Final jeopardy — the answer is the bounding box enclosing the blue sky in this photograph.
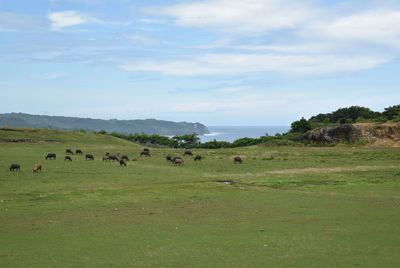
[0,0,399,126]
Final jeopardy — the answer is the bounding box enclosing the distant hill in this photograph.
[0,113,209,135]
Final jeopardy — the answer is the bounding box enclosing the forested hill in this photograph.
[0,113,209,135]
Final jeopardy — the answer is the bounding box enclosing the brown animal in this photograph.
[173,158,184,166]
[102,156,109,161]
[33,164,42,172]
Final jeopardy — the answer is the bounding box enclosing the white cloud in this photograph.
[155,0,311,35]
[306,9,400,48]
[126,33,159,46]
[48,10,89,31]
[121,53,389,76]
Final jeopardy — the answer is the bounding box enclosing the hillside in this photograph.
[292,123,400,146]
[0,127,138,146]
[0,113,209,135]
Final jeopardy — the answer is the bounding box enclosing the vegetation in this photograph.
[107,131,303,149]
[289,104,400,133]
[1,128,400,267]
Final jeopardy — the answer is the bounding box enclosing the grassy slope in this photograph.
[1,128,400,267]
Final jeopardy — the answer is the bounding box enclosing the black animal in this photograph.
[85,154,94,160]
[64,156,72,161]
[119,159,127,166]
[140,151,150,157]
[45,153,56,160]
[143,148,150,153]
[108,155,119,161]
[184,150,193,156]
[9,163,20,172]
[66,149,74,155]
[234,156,243,163]
[75,149,83,155]
[121,155,129,161]
[194,155,202,161]
[166,155,173,162]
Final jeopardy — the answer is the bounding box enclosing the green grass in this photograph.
[1,128,400,267]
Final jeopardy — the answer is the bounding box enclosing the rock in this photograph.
[291,123,400,145]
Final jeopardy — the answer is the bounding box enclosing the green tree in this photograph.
[382,105,400,120]
[290,117,312,133]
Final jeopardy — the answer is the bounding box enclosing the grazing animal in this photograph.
[121,155,129,161]
[85,154,94,160]
[66,149,74,155]
[166,155,173,162]
[172,156,182,162]
[131,157,138,161]
[173,158,184,166]
[194,155,202,161]
[234,156,243,163]
[45,153,56,160]
[9,163,20,172]
[108,155,119,161]
[143,148,150,152]
[64,156,72,161]
[140,151,150,157]
[184,150,193,156]
[102,156,109,162]
[75,149,83,155]
[33,164,42,173]
[119,159,127,166]
[105,152,110,157]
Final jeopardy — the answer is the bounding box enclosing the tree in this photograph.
[172,133,200,148]
[382,105,400,120]
[290,117,312,133]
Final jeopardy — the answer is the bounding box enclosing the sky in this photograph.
[0,0,399,126]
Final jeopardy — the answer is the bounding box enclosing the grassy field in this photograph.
[1,128,400,267]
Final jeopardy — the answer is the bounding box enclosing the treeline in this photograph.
[290,105,400,133]
[104,104,400,148]
[105,131,302,149]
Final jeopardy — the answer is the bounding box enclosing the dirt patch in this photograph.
[203,165,399,178]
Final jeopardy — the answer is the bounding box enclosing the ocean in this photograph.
[199,126,290,143]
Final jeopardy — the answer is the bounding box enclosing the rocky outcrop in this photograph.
[292,123,400,145]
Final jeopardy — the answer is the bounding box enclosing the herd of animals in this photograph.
[8,148,244,172]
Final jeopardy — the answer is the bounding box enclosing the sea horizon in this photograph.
[199,125,290,143]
